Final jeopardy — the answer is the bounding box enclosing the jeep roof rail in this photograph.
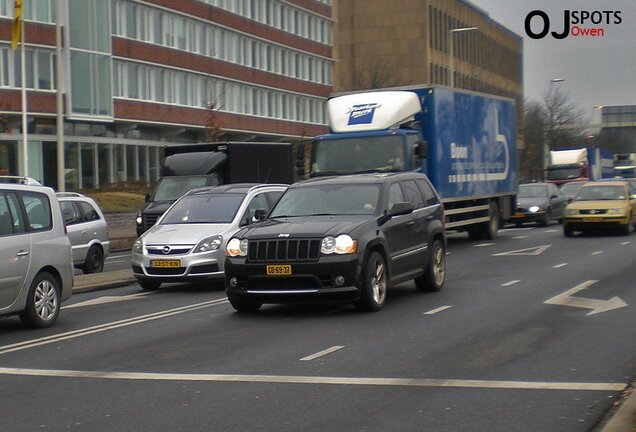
[0,176,42,185]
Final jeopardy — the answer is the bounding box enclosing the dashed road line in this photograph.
[0,367,625,392]
[512,236,528,239]
[474,243,494,247]
[591,251,604,256]
[553,263,568,268]
[545,229,559,233]
[501,280,520,287]
[423,305,452,315]
[106,254,131,261]
[620,241,631,245]
[300,346,345,361]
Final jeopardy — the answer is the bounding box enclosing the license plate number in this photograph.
[583,217,603,223]
[151,259,181,268]
[266,265,292,276]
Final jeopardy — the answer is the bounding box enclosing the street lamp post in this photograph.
[449,27,477,88]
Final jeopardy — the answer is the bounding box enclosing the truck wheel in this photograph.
[228,297,262,313]
[82,245,104,274]
[354,251,387,312]
[415,238,445,292]
[137,278,161,291]
[481,201,499,240]
[19,272,61,328]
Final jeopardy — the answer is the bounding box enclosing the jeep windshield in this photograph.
[311,136,405,175]
[270,184,381,217]
[161,193,245,224]
[151,176,209,202]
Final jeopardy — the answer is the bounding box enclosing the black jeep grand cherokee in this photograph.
[224,173,446,312]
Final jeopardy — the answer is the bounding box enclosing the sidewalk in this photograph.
[599,384,635,432]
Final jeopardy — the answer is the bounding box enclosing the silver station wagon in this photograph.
[131,183,287,290]
[0,180,73,328]
[57,192,110,273]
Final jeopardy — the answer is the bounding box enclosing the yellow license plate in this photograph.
[151,259,181,268]
[266,265,292,276]
[583,217,603,223]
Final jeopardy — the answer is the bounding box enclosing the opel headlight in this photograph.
[608,208,626,215]
[226,238,248,257]
[529,206,541,213]
[322,235,357,255]
[132,238,143,254]
[194,235,222,253]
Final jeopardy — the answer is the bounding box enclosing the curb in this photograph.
[73,270,137,294]
[600,384,635,432]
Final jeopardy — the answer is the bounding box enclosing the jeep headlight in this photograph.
[132,238,143,254]
[194,235,222,253]
[608,208,626,215]
[226,238,248,257]
[321,235,357,255]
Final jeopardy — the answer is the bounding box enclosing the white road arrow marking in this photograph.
[63,292,153,309]
[492,244,552,256]
[544,280,628,316]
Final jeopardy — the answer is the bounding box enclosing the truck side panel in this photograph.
[412,87,517,200]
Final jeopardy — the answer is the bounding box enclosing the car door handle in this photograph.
[425,215,434,221]
[405,221,415,227]
[81,230,87,235]
[16,250,30,257]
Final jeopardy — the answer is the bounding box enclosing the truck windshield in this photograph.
[270,184,381,217]
[151,176,209,201]
[311,136,405,175]
[161,193,246,224]
[545,167,582,180]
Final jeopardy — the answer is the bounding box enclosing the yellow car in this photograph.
[563,181,636,236]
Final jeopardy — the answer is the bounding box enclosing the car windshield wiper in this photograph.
[308,213,336,216]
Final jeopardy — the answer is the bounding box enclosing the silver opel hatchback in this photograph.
[0,180,73,328]
[131,183,287,290]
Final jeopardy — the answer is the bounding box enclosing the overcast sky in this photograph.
[469,0,636,122]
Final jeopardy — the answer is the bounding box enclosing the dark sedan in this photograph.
[511,182,568,226]
[224,173,446,312]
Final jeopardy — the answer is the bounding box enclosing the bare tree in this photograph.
[205,80,225,142]
[351,58,400,90]
[521,101,546,182]
[543,85,588,150]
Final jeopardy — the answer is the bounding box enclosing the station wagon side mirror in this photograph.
[551,194,558,199]
[379,202,414,225]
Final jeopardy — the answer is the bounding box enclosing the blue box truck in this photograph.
[308,85,518,239]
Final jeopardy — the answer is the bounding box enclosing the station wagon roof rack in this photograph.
[55,192,84,198]
[0,176,42,185]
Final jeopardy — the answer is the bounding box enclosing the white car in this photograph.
[131,183,287,290]
[57,192,110,273]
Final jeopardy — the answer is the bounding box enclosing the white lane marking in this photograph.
[512,236,528,239]
[106,254,131,261]
[500,227,534,232]
[544,280,628,316]
[591,251,604,256]
[545,229,559,233]
[104,259,129,265]
[423,305,452,315]
[493,244,552,257]
[0,367,625,392]
[474,243,494,247]
[0,298,229,355]
[553,263,568,268]
[300,346,345,361]
[501,280,520,287]
[63,292,153,309]
[620,241,631,245]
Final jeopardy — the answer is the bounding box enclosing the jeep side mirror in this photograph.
[253,208,268,222]
[379,202,414,225]
[145,194,150,202]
